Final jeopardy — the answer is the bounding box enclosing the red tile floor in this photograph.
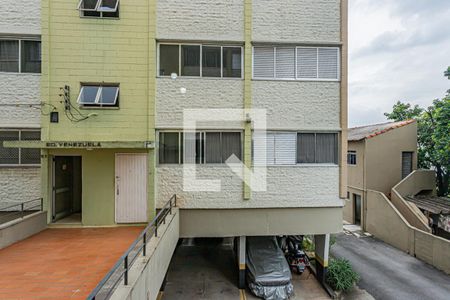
[0,227,143,300]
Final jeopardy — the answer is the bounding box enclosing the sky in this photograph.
[348,0,450,127]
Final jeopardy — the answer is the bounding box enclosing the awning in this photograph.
[3,140,155,149]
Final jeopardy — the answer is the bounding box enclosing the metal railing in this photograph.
[86,194,177,300]
[0,198,43,224]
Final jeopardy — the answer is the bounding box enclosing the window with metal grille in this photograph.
[78,0,119,18]
[0,39,41,73]
[347,151,357,165]
[159,131,242,164]
[253,46,339,80]
[0,130,40,166]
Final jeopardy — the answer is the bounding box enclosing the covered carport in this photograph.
[161,238,330,300]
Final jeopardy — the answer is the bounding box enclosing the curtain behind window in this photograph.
[0,40,19,72]
[21,41,41,73]
[205,132,221,163]
[297,133,316,163]
[222,132,241,163]
[316,133,338,163]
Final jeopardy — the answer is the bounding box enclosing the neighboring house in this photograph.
[3,0,348,285]
[344,120,418,226]
[0,0,41,209]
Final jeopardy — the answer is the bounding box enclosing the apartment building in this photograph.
[0,0,42,208]
[4,0,347,284]
[345,120,418,226]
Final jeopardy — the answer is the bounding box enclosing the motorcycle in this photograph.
[279,235,310,274]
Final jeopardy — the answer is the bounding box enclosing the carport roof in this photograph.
[405,195,450,215]
[348,120,416,141]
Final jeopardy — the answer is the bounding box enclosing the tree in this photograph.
[385,97,450,197]
[384,101,423,122]
[445,66,450,79]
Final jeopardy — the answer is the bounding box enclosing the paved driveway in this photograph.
[0,227,142,300]
[331,233,450,300]
[163,238,329,300]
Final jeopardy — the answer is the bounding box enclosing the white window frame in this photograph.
[0,38,41,74]
[78,0,120,18]
[0,128,41,167]
[157,43,244,79]
[347,150,357,165]
[252,131,340,166]
[157,130,244,165]
[252,46,340,81]
[77,84,120,107]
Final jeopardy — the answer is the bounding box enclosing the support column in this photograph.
[243,0,252,200]
[314,234,330,285]
[237,236,246,289]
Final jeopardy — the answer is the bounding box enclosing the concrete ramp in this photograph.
[110,207,180,300]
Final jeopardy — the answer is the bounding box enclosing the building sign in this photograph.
[45,142,102,148]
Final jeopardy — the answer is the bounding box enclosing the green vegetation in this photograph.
[384,70,450,197]
[326,258,360,292]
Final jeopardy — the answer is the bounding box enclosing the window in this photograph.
[254,132,296,165]
[158,44,243,78]
[159,131,242,164]
[181,45,200,76]
[78,0,119,18]
[254,132,338,165]
[0,39,41,73]
[159,45,179,76]
[159,132,182,164]
[297,133,338,164]
[77,84,119,107]
[0,130,40,166]
[347,151,356,165]
[401,152,413,179]
[253,46,339,80]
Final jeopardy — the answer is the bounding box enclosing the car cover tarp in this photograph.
[246,236,294,300]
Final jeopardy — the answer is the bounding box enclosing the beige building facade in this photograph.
[344,120,418,226]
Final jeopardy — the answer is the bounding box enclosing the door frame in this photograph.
[353,194,362,225]
[51,155,82,222]
[114,153,148,224]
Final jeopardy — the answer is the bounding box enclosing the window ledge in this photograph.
[252,78,340,82]
[78,106,120,110]
[0,71,41,76]
[157,76,244,81]
[0,164,41,168]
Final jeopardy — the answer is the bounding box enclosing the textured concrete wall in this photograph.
[0,0,41,210]
[0,212,47,249]
[156,165,341,208]
[157,0,244,41]
[0,168,40,208]
[0,0,40,35]
[252,81,340,130]
[110,209,179,300]
[252,0,341,43]
[180,207,343,237]
[156,78,244,128]
[0,73,41,128]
